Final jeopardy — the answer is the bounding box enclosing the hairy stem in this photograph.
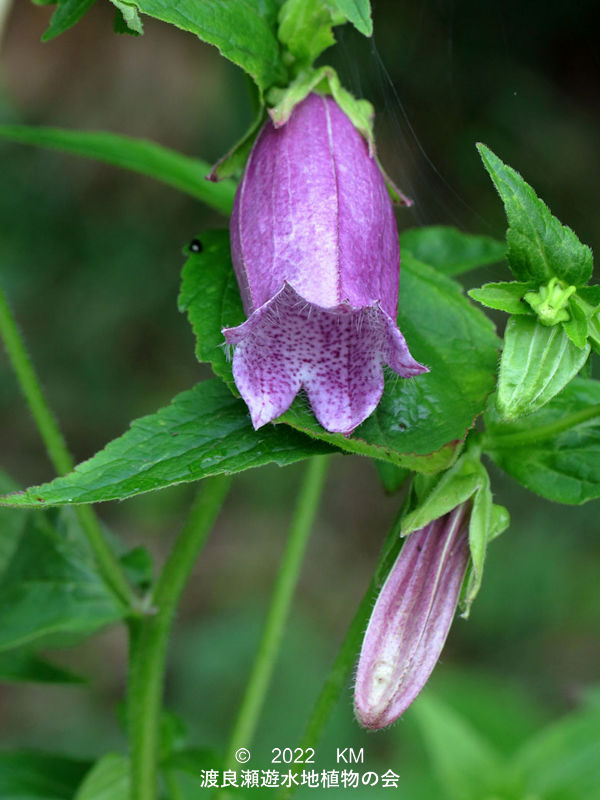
[128,475,231,800]
[0,284,133,606]
[222,456,331,774]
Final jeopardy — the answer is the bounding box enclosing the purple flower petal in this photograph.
[224,284,423,434]
[354,506,470,728]
[227,92,427,433]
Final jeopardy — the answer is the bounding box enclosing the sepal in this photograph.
[267,66,375,154]
[402,448,508,613]
[468,281,536,315]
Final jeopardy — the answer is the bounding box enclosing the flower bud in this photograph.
[224,93,426,435]
[354,506,470,729]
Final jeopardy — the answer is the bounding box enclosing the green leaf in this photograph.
[0,126,236,215]
[109,0,143,34]
[178,231,245,390]
[74,754,129,800]
[563,294,590,349]
[590,314,600,356]
[0,472,29,575]
[401,454,483,536]
[331,0,372,36]
[399,226,506,277]
[512,695,600,799]
[485,378,600,505]
[577,285,600,309]
[477,144,594,286]
[180,234,499,473]
[411,694,505,800]
[1,381,335,507]
[41,0,96,42]
[0,509,127,650]
[0,650,85,684]
[119,546,153,593]
[113,6,138,35]
[278,0,341,68]
[401,453,508,613]
[497,315,590,420]
[122,0,286,91]
[468,281,536,315]
[0,751,90,799]
[464,468,498,615]
[179,231,499,472]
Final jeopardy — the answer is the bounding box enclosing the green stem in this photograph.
[275,510,404,800]
[128,475,231,800]
[222,456,331,773]
[0,284,133,606]
[484,403,600,450]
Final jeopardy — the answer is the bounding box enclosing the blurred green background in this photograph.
[1,1,600,797]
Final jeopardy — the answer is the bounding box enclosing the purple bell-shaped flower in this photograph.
[224,93,427,435]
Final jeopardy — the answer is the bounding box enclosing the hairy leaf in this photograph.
[412,695,504,800]
[41,0,96,42]
[178,232,244,389]
[0,510,126,649]
[0,125,236,215]
[1,381,335,507]
[478,144,593,286]
[110,0,143,33]
[0,751,90,799]
[74,754,129,800]
[497,316,590,420]
[468,281,536,315]
[512,692,600,799]
[122,0,286,91]
[278,0,340,67]
[0,650,85,684]
[400,226,506,277]
[0,473,28,574]
[486,378,600,504]
[331,0,372,36]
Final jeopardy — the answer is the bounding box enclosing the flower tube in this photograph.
[354,505,470,729]
[224,93,427,435]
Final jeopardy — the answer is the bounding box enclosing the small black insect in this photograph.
[189,238,203,253]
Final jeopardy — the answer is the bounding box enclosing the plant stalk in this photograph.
[128,475,231,800]
[222,455,331,775]
[0,284,133,606]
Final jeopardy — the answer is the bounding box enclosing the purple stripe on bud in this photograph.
[354,506,470,729]
[224,93,427,435]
